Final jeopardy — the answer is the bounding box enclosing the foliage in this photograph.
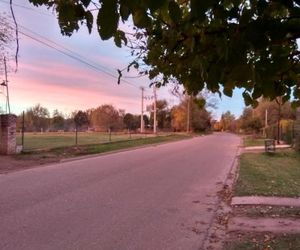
[23,104,50,132]
[51,109,65,131]
[147,99,171,130]
[123,113,139,130]
[255,98,296,126]
[240,110,263,133]
[171,95,211,132]
[88,104,123,131]
[73,110,89,130]
[28,0,300,105]
[220,111,236,132]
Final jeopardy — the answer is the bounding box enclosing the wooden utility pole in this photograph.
[140,87,144,133]
[263,109,268,137]
[186,95,191,133]
[153,86,157,134]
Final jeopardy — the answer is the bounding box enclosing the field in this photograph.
[17,132,162,151]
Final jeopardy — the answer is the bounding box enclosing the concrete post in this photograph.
[0,114,17,155]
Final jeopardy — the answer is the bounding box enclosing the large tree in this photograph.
[24,104,50,132]
[28,0,300,106]
[171,95,211,132]
[89,104,123,131]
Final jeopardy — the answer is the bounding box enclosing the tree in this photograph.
[74,110,89,131]
[28,0,300,106]
[220,111,235,132]
[24,104,50,132]
[51,109,65,131]
[89,104,122,131]
[147,99,171,130]
[240,107,263,134]
[171,95,211,132]
[123,113,139,130]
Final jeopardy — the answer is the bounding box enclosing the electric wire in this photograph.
[18,30,150,91]
[1,0,150,90]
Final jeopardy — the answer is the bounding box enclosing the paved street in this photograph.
[0,133,240,250]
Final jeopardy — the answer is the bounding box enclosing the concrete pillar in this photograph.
[0,114,17,155]
[295,108,300,151]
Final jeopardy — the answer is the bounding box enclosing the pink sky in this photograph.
[0,0,245,118]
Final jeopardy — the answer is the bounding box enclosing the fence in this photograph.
[265,120,295,144]
[16,131,159,152]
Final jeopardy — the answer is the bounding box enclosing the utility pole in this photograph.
[263,109,268,137]
[186,95,191,133]
[153,86,157,134]
[140,87,144,133]
[3,57,11,114]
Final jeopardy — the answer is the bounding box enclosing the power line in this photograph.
[18,30,148,90]
[19,24,117,76]
[1,0,151,91]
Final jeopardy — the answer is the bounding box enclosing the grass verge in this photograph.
[235,150,300,197]
[243,137,266,147]
[233,205,300,218]
[224,233,300,250]
[15,134,192,161]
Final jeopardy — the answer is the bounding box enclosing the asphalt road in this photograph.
[0,133,240,250]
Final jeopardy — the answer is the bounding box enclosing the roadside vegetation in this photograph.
[235,150,300,197]
[224,233,300,250]
[17,132,152,151]
[243,137,265,147]
[15,134,192,161]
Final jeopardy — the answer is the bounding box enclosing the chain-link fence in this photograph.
[265,119,295,144]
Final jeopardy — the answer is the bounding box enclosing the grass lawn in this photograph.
[16,134,192,161]
[225,233,300,250]
[235,150,300,197]
[243,137,266,147]
[17,132,162,151]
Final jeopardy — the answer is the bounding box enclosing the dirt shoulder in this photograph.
[0,155,59,174]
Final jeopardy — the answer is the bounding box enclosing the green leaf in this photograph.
[114,30,127,47]
[85,11,93,33]
[120,4,131,21]
[223,87,233,97]
[243,92,253,106]
[97,0,119,40]
[80,0,91,8]
[145,0,168,12]
[132,9,152,28]
[252,86,262,99]
[168,1,182,23]
[191,0,211,21]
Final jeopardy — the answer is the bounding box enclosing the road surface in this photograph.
[0,133,240,250]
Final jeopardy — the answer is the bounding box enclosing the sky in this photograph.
[0,0,245,119]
